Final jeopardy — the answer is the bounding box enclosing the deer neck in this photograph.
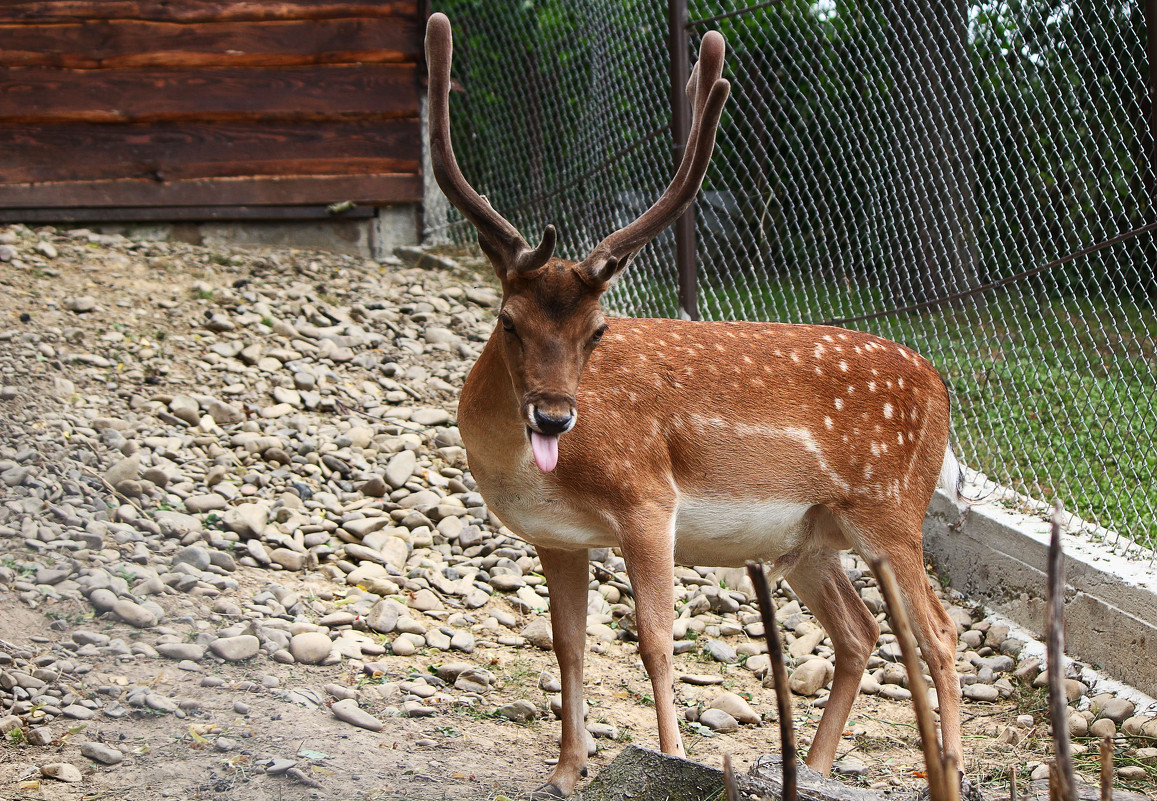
[458,328,531,474]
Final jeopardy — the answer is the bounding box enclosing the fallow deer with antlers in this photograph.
[426,13,964,798]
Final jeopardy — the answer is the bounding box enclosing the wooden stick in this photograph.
[942,753,961,801]
[747,561,797,801]
[1010,765,1018,801]
[1046,502,1077,801]
[869,556,946,800]
[723,752,739,801]
[1099,737,1113,801]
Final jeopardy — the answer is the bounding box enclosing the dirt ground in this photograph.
[0,227,1151,801]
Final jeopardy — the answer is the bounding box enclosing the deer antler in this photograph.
[577,31,730,286]
[425,13,556,277]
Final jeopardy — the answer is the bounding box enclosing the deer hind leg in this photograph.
[874,537,963,767]
[534,546,592,799]
[618,516,684,758]
[783,546,880,774]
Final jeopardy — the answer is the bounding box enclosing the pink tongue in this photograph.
[530,431,559,472]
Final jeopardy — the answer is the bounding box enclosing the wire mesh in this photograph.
[426,0,1157,552]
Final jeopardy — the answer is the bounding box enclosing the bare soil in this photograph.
[0,229,1146,801]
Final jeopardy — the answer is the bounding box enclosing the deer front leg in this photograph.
[619,520,684,757]
[533,546,591,800]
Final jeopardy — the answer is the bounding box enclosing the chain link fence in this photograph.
[426,0,1157,553]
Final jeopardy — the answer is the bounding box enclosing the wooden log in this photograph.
[0,17,421,69]
[0,64,419,124]
[0,174,423,208]
[0,120,419,184]
[0,2,419,23]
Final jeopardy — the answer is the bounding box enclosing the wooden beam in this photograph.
[0,120,420,184]
[0,64,419,124]
[0,204,378,223]
[0,17,422,69]
[0,174,423,208]
[0,2,420,23]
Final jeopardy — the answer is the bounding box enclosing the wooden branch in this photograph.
[1046,502,1077,801]
[1099,737,1112,801]
[723,753,739,801]
[869,556,947,800]
[747,561,797,801]
[1011,766,1019,801]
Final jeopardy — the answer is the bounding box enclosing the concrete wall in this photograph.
[92,205,419,260]
[923,490,1157,697]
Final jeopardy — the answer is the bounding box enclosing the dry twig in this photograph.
[746,561,797,801]
[1099,737,1113,801]
[722,752,739,801]
[870,556,948,800]
[1045,502,1077,801]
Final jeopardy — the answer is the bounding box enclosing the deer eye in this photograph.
[499,314,515,333]
[591,324,608,344]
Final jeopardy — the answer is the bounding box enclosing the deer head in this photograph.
[426,13,729,471]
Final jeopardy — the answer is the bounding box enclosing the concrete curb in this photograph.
[923,489,1157,698]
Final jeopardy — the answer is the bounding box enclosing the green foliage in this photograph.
[433,0,1157,543]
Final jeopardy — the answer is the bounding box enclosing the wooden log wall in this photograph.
[0,1,423,222]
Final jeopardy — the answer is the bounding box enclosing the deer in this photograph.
[425,12,965,799]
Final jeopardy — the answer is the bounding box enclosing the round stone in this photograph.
[41,763,83,782]
[289,632,333,665]
[698,708,739,733]
[708,692,761,724]
[80,742,124,765]
[331,698,384,731]
[209,635,260,662]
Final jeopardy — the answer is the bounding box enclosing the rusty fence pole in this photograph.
[668,0,698,320]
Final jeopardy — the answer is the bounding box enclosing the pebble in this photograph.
[789,658,834,696]
[498,700,538,723]
[112,599,158,628]
[521,617,554,650]
[709,692,761,724]
[210,635,260,662]
[80,741,124,764]
[698,708,739,733]
[0,234,1149,799]
[331,698,384,731]
[290,632,333,665]
[41,762,83,782]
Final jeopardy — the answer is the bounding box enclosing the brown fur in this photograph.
[458,260,963,796]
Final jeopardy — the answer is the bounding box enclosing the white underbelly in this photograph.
[674,497,812,567]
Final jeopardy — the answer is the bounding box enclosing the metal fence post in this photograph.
[668,0,698,320]
[1145,0,1157,206]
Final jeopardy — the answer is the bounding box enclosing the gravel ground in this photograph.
[0,223,1154,801]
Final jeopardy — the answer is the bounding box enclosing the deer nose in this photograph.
[533,407,574,436]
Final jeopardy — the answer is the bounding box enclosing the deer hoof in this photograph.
[527,782,567,800]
